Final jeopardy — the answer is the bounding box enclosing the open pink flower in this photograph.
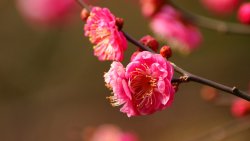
[105,51,175,117]
[16,0,75,28]
[104,61,137,117]
[84,7,127,61]
[150,5,202,53]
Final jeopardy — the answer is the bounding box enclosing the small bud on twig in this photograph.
[81,8,89,21]
[160,45,172,59]
[116,17,124,31]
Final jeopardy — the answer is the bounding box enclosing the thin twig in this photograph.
[75,0,90,11]
[124,32,250,100]
[168,0,250,35]
[75,0,250,101]
[125,31,249,101]
[122,31,155,52]
[172,64,250,101]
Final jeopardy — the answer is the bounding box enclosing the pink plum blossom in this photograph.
[150,5,202,53]
[105,51,175,117]
[84,124,139,141]
[16,0,76,28]
[201,0,241,15]
[104,61,137,117]
[84,7,127,61]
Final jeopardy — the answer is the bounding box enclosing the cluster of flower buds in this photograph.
[139,0,203,54]
[201,0,250,25]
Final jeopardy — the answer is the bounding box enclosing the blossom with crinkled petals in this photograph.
[150,5,202,53]
[104,62,137,117]
[105,51,175,117]
[84,7,127,61]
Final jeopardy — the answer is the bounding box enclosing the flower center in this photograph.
[130,64,157,108]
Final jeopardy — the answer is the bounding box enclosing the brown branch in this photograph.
[75,0,250,101]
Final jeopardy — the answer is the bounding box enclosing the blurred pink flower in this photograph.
[201,0,241,15]
[85,124,138,141]
[105,51,175,117]
[140,0,164,17]
[150,5,202,53]
[231,99,250,117]
[237,2,250,25]
[84,7,127,61]
[120,133,139,141]
[16,0,76,28]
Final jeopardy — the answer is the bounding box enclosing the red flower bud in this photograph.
[116,17,124,31]
[81,8,90,21]
[160,45,172,59]
[139,35,159,52]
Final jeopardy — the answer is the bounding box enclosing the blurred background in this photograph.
[0,0,250,141]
